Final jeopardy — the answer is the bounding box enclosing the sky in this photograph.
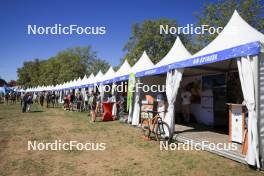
[0,0,219,81]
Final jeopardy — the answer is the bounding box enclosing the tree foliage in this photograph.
[87,58,110,75]
[122,0,264,63]
[17,47,110,87]
[8,80,17,87]
[122,18,193,66]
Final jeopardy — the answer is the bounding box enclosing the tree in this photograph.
[87,58,110,75]
[122,18,193,66]
[17,46,110,87]
[17,59,41,87]
[8,80,17,87]
[194,0,264,50]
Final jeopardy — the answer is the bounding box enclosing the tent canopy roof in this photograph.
[192,10,264,58]
[131,51,154,73]
[102,66,115,82]
[156,37,191,67]
[94,70,104,82]
[114,60,131,78]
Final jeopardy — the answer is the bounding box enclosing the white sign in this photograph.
[231,106,243,143]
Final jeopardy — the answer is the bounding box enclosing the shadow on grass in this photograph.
[95,119,116,123]
[29,110,44,113]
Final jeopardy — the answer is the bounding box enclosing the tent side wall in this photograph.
[258,52,264,168]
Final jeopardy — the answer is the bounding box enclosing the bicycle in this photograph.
[141,110,172,142]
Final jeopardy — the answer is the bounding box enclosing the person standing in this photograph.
[51,92,56,108]
[55,92,59,107]
[116,93,125,120]
[88,91,97,122]
[95,92,102,114]
[181,87,192,123]
[39,92,44,107]
[27,93,33,112]
[46,92,51,108]
[84,91,89,111]
[76,92,83,112]
[5,93,9,105]
[20,92,25,107]
[22,93,28,113]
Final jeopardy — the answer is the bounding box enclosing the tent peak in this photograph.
[233,9,239,15]
[156,36,191,67]
[96,70,103,76]
[192,10,264,58]
[131,51,154,73]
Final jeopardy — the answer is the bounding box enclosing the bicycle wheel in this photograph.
[141,119,151,138]
[155,121,172,142]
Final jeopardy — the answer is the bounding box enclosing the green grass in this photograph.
[0,103,262,176]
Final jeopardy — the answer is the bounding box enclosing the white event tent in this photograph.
[23,10,264,168]
[131,10,264,168]
[128,51,154,125]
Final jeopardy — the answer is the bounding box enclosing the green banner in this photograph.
[127,73,135,111]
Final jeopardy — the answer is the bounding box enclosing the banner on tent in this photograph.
[114,75,129,82]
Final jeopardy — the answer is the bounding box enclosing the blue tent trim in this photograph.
[55,41,260,90]
[136,41,260,77]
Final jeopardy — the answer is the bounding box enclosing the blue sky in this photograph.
[0,0,218,81]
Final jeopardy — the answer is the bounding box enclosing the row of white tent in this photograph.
[25,50,157,92]
[25,10,264,93]
[23,10,264,168]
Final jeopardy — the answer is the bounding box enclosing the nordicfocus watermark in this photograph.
[27,24,106,35]
[28,140,106,151]
[93,82,166,93]
[160,24,223,35]
[160,141,238,151]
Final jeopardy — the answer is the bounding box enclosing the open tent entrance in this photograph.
[136,58,246,159]
[177,59,242,130]
[174,58,245,158]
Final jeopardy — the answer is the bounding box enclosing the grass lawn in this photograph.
[0,103,262,176]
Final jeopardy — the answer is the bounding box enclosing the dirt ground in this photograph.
[0,103,262,176]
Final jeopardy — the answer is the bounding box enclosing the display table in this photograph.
[102,102,114,121]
